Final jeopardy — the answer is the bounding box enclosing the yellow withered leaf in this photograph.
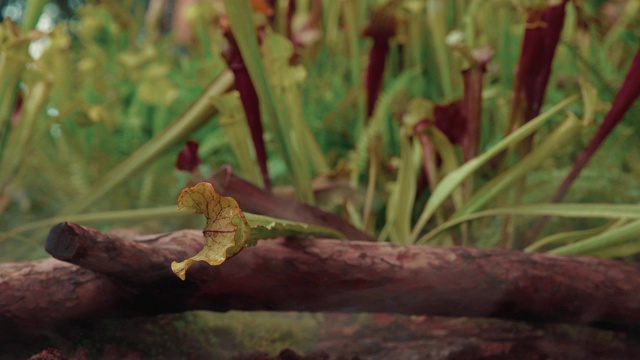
[171,182,251,280]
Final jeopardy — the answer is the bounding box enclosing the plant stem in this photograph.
[57,70,234,216]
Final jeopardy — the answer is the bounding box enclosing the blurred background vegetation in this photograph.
[0,0,639,263]
[0,1,639,358]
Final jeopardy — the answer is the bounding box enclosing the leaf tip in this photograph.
[171,260,189,280]
[175,140,201,173]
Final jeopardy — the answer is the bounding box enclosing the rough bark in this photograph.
[314,314,640,360]
[1,222,640,334]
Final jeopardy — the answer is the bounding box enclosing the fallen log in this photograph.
[315,314,640,360]
[1,222,639,334]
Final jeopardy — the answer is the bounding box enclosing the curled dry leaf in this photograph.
[171,182,251,280]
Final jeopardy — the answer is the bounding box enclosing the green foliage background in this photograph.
[1,0,639,261]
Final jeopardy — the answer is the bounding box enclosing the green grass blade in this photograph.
[343,0,366,135]
[426,126,462,210]
[524,222,615,253]
[385,128,419,244]
[355,68,421,173]
[3,205,342,243]
[0,80,51,189]
[427,0,454,98]
[410,94,579,242]
[454,113,581,218]
[2,206,188,241]
[548,219,640,255]
[0,38,30,139]
[418,203,640,245]
[22,0,48,30]
[582,240,640,258]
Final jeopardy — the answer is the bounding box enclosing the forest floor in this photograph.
[6,311,639,359]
